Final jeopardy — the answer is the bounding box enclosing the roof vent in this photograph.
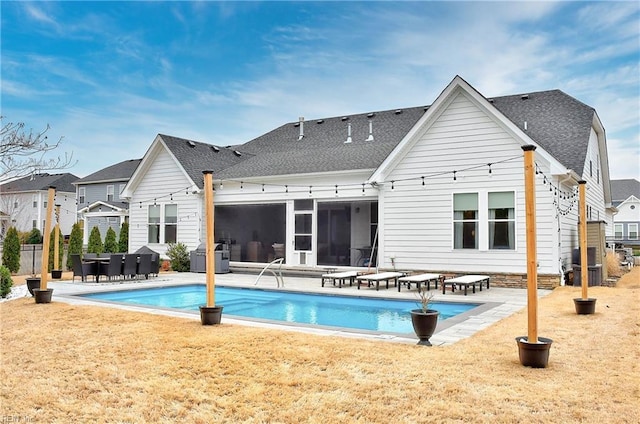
[395,109,403,114]
[298,117,304,141]
[367,112,375,118]
[211,146,220,153]
[521,94,529,100]
[341,116,349,121]
[488,98,494,103]
[316,119,324,124]
[344,122,352,144]
[187,141,196,147]
[233,150,242,157]
[365,119,374,142]
[423,106,429,111]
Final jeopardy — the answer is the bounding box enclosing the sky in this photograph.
[2,1,639,181]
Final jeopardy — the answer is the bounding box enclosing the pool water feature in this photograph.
[81,285,480,334]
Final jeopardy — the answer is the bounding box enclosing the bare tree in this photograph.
[1,116,76,184]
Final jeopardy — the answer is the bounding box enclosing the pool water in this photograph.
[81,285,479,334]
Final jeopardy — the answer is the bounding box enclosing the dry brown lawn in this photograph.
[1,269,639,423]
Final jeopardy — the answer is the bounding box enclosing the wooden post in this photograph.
[54,204,61,270]
[40,187,56,291]
[522,146,538,343]
[578,180,588,300]
[203,171,216,307]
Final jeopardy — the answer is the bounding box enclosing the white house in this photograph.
[610,179,640,247]
[121,76,613,288]
[0,172,79,238]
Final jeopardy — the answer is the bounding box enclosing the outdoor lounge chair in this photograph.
[355,272,405,291]
[71,254,97,282]
[397,273,444,292]
[442,275,490,295]
[321,270,361,288]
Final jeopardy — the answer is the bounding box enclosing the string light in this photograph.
[488,163,492,175]
[453,171,457,181]
[391,181,395,190]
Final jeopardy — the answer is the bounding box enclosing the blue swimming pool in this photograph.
[81,285,480,334]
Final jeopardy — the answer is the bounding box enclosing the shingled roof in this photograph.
[74,159,141,184]
[611,179,640,205]
[1,173,79,193]
[162,88,597,182]
[489,90,596,175]
[159,134,250,189]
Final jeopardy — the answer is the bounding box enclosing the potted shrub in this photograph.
[410,288,439,346]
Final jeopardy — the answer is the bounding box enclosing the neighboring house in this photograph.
[610,179,640,247]
[74,159,141,245]
[0,173,79,236]
[121,76,613,288]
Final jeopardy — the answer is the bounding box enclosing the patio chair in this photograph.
[150,253,160,277]
[123,254,138,280]
[71,254,97,282]
[99,254,125,281]
[137,254,153,279]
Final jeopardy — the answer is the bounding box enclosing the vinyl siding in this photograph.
[379,92,559,275]
[128,148,201,256]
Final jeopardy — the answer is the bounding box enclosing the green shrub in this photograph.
[2,227,21,273]
[166,242,190,272]
[87,226,103,254]
[66,223,83,270]
[47,227,65,271]
[104,227,118,253]
[0,265,13,298]
[26,228,43,244]
[118,222,129,253]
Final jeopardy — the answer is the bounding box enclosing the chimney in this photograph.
[298,117,304,140]
[365,119,374,141]
[344,122,352,144]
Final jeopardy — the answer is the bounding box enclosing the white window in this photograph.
[107,185,114,202]
[165,204,177,243]
[13,201,18,208]
[148,204,178,244]
[614,224,623,239]
[488,192,515,250]
[629,224,638,240]
[79,187,85,204]
[32,220,37,229]
[32,194,37,208]
[453,193,478,249]
[148,205,160,243]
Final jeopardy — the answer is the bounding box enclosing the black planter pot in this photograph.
[26,277,41,296]
[410,309,440,346]
[200,305,224,325]
[34,288,54,304]
[516,336,553,368]
[573,298,597,315]
[51,269,63,279]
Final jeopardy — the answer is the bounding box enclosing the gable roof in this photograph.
[611,179,640,205]
[131,77,600,188]
[222,81,596,181]
[74,159,141,184]
[0,173,79,193]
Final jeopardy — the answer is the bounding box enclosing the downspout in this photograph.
[556,170,577,285]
